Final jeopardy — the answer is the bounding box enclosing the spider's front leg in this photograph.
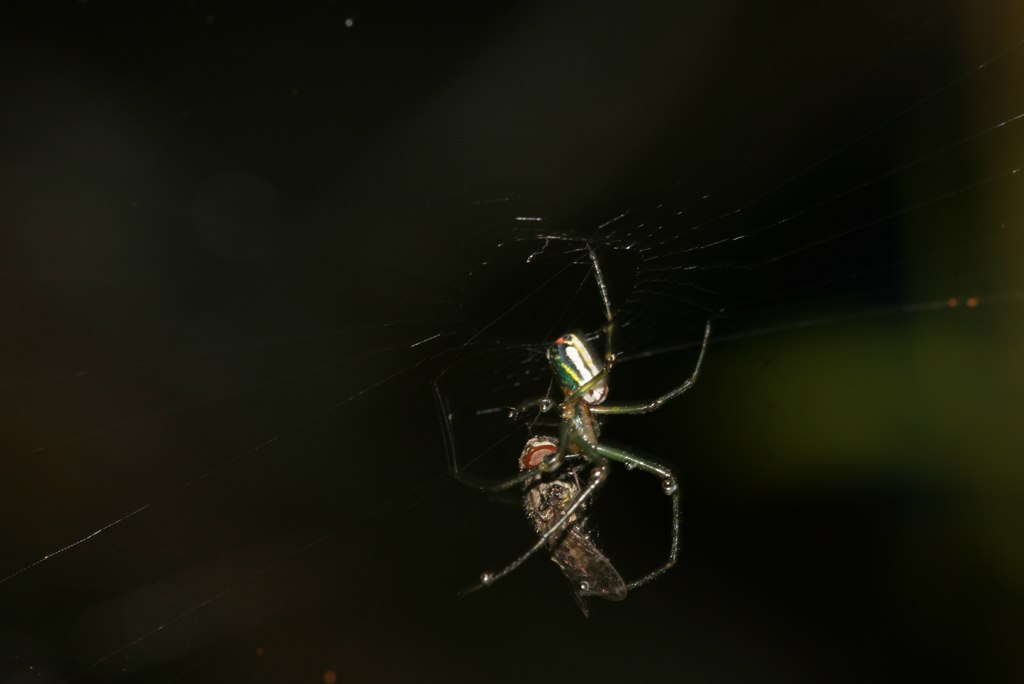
[590,320,712,416]
[585,243,617,369]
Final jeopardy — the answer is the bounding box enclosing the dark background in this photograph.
[1,1,1023,682]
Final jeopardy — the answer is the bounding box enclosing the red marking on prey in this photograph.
[521,442,558,469]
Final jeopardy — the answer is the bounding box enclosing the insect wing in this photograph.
[550,527,627,605]
[519,447,626,611]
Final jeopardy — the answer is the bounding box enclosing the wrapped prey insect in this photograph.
[519,436,626,615]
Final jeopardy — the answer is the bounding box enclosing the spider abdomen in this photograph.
[547,333,609,404]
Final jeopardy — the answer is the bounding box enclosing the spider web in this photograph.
[1,1,1023,682]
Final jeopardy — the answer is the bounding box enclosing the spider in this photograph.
[454,245,712,601]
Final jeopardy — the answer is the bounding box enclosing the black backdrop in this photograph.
[2,2,1023,683]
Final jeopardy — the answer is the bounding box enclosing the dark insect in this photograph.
[519,436,626,615]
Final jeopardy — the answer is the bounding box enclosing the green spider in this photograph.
[458,246,712,604]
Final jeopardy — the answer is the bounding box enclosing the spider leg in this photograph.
[567,364,609,403]
[589,442,680,591]
[508,395,557,420]
[450,468,537,493]
[590,320,711,416]
[459,453,610,596]
[435,380,564,493]
[451,454,589,493]
[586,243,616,367]
[449,422,577,493]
